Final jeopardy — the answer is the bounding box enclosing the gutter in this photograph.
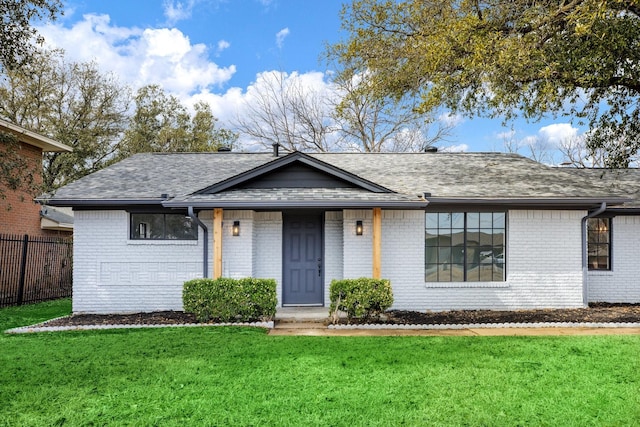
[187,206,209,278]
[41,198,166,207]
[424,197,628,208]
[581,202,607,305]
[164,200,429,209]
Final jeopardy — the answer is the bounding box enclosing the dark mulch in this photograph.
[39,303,640,327]
[42,311,203,327]
[383,303,640,325]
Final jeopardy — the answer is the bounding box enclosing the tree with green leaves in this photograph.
[0,131,36,204]
[0,49,131,192]
[121,85,237,157]
[0,0,62,70]
[332,0,640,166]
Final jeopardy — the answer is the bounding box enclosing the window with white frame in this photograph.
[130,213,197,240]
[425,212,505,282]
[587,217,611,270]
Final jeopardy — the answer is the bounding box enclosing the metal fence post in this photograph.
[17,234,29,306]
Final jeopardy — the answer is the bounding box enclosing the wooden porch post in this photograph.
[372,207,382,279]
[213,208,223,279]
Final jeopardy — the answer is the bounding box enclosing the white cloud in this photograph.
[163,0,199,24]
[537,123,579,145]
[495,129,516,140]
[216,40,230,55]
[37,14,236,96]
[275,27,290,49]
[191,70,337,150]
[440,144,469,152]
[438,112,464,127]
[34,13,333,148]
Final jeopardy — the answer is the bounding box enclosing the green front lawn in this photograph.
[1,300,639,426]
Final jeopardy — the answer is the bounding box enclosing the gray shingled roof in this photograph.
[46,151,630,208]
[561,168,640,208]
[40,206,74,224]
[169,188,421,209]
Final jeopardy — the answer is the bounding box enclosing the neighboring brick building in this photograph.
[0,118,72,236]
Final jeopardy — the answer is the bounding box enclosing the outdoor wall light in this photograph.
[356,220,363,236]
[232,221,240,236]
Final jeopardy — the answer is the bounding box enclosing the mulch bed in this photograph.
[383,303,640,325]
[39,303,640,327]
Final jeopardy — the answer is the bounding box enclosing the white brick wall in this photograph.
[253,212,283,304]
[342,209,585,311]
[588,215,640,303]
[324,211,343,305]
[222,210,254,278]
[74,208,599,314]
[343,210,373,277]
[73,210,203,314]
[426,210,583,310]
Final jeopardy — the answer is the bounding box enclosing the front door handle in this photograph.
[317,258,322,277]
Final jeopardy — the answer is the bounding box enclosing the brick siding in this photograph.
[588,215,640,303]
[1,142,50,236]
[74,207,634,314]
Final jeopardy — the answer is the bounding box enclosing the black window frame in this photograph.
[587,217,611,271]
[425,211,506,282]
[130,212,198,241]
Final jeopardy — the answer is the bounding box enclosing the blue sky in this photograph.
[36,0,583,160]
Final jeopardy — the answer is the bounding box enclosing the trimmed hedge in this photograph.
[183,277,277,322]
[329,278,394,323]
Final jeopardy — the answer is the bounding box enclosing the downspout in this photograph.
[581,202,606,305]
[188,206,209,278]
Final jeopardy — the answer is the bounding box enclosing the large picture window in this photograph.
[587,218,611,270]
[130,213,198,240]
[425,212,505,282]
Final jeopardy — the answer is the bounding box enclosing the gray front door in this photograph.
[282,212,323,305]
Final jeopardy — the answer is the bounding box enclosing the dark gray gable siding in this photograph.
[195,151,393,195]
[232,163,359,190]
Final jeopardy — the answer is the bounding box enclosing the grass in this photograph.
[1,300,639,426]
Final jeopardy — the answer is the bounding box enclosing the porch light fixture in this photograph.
[356,220,363,236]
[232,221,240,236]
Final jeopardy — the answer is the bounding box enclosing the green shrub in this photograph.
[183,277,277,322]
[329,278,394,323]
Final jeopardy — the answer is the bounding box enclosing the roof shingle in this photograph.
[47,151,631,208]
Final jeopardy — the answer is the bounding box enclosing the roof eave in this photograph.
[163,200,428,209]
[44,198,166,208]
[601,207,640,215]
[425,197,630,209]
[0,119,72,152]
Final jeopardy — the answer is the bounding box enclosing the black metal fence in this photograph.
[0,234,73,307]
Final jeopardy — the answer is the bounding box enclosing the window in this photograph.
[425,212,505,282]
[587,218,611,270]
[130,213,198,240]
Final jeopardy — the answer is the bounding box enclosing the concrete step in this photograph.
[274,321,327,329]
[274,307,332,323]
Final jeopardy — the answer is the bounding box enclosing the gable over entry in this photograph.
[161,152,427,282]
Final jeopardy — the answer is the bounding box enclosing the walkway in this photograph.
[272,307,640,336]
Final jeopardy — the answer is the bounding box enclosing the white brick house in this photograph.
[44,150,639,314]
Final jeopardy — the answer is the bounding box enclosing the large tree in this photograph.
[0,49,131,192]
[0,0,62,70]
[120,85,237,157]
[234,70,452,153]
[332,68,453,152]
[332,0,640,166]
[234,71,336,152]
